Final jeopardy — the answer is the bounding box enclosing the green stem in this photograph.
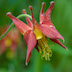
[0,14,32,40]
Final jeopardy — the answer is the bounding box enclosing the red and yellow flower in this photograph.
[6,1,68,65]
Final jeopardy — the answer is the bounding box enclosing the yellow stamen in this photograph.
[33,26,52,60]
[38,35,52,61]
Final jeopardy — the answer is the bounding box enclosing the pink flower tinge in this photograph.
[6,1,68,65]
[0,27,21,59]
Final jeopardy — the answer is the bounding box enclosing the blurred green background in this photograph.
[0,0,72,72]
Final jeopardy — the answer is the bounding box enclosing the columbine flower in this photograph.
[6,1,68,65]
[0,27,20,59]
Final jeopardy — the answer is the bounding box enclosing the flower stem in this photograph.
[0,14,32,40]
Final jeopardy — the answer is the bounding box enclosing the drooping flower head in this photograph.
[6,1,68,65]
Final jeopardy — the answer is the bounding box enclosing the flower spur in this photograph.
[6,1,68,65]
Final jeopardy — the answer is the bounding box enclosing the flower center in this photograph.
[38,35,52,61]
[34,27,43,40]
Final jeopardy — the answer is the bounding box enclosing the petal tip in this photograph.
[6,12,12,16]
[22,9,26,13]
[66,48,68,51]
[63,45,68,51]
[42,2,46,6]
[29,5,34,20]
[26,62,28,66]
[58,36,64,42]
[50,1,55,5]
[63,39,65,43]
[62,37,65,43]
[29,5,32,11]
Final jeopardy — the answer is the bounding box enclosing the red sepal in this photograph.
[39,24,64,40]
[40,2,46,24]
[24,30,37,65]
[29,6,39,28]
[50,39,68,50]
[22,9,33,29]
[7,12,31,35]
[44,1,55,22]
